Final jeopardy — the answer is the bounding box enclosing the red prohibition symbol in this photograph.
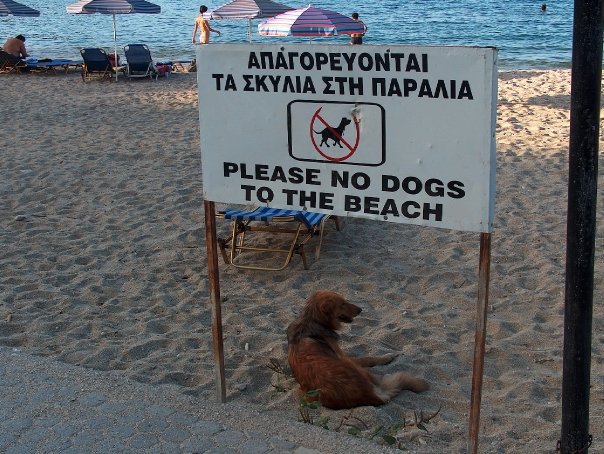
[309,107,360,162]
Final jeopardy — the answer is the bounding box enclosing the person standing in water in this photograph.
[192,5,221,44]
[350,12,367,45]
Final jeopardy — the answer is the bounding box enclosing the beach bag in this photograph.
[107,53,120,67]
[189,59,196,72]
[156,64,171,76]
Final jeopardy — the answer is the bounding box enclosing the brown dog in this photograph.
[286,291,429,410]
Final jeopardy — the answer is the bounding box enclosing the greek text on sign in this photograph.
[197,44,497,233]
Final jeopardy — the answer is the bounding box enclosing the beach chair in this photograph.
[79,48,114,82]
[123,44,157,80]
[216,207,340,271]
[27,59,83,75]
[0,50,26,73]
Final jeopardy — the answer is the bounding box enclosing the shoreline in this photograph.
[23,47,574,72]
[0,68,602,452]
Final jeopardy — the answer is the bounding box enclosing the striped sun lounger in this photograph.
[217,207,339,271]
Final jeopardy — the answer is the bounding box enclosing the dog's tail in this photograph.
[312,129,322,134]
[378,372,429,400]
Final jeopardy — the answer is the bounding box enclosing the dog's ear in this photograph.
[317,296,335,318]
[305,291,341,325]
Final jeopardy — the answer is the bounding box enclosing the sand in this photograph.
[0,69,602,453]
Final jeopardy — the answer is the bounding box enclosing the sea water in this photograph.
[1,0,574,69]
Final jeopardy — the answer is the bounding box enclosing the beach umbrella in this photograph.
[209,0,293,42]
[66,0,160,80]
[258,5,364,40]
[0,0,40,17]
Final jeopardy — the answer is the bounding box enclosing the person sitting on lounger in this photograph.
[3,35,29,60]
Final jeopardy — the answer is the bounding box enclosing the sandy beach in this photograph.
[0,69,602,453]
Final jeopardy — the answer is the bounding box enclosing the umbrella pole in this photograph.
[113,14,118,81]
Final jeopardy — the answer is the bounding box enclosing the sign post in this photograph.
[204,200,226,403]
[468,232,492,453]
[197,43,497,450]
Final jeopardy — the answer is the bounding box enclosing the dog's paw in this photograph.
[412,378,430,393]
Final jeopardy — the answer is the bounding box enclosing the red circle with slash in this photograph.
[309,107,360,162]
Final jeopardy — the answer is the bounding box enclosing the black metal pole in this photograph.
[560,0,602,451]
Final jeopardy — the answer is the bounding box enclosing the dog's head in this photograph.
[340,117,352,127]
[303,291,362,331]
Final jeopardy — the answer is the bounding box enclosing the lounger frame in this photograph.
[217,208,340,271]
[0,50,26,73]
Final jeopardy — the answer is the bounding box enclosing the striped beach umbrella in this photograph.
[258,5,364,38]
[66,0,160,80]
[0,0,40,17]
[209,0,293,42]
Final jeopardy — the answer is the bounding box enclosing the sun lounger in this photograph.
[27,59,83,74]
[123,44,157,80]
[80,48,115,82]
[0,50,26,73]
[216,207,339,271]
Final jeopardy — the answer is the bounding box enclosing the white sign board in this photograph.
[197,44,497,233]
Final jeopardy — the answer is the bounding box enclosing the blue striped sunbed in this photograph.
[27,59,82,74]
[217,207,339,271]
[220,208,326,229]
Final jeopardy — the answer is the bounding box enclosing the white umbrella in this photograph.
[0,0,40,17]
[209,0,293,42]
[258,5,364,41]
[66,0,160,80]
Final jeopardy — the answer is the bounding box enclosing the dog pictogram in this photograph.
[309,107,360,162]
[288,100,385,167]
[314,117,352,148]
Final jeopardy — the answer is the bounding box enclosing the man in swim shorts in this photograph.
[192,5,221,44]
